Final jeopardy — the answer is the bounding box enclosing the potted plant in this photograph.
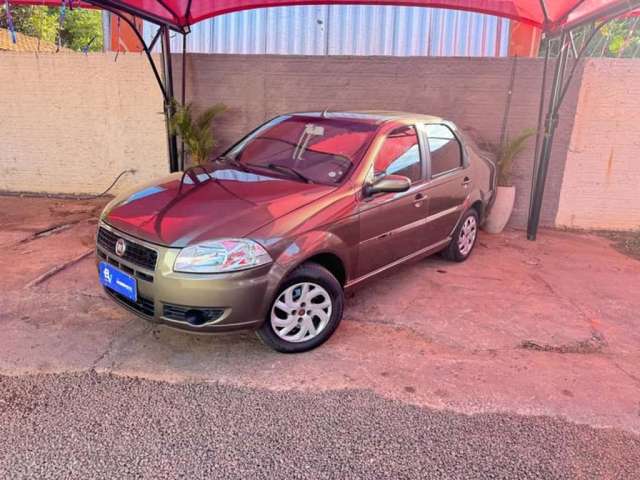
[483,128,535,234]
[169,100,226,166]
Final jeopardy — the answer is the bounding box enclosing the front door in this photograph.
[356,125,429,278]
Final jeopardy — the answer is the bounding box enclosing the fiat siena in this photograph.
[97,111,495,352]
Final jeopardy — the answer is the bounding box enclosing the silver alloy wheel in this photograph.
[271,282,333,343]
[458,215,477,256]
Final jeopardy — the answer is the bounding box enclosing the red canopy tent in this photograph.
[7,0,640,238]
[10,0,640,31]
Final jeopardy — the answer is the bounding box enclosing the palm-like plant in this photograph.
[494,128,535,187]
[169,100,226,166]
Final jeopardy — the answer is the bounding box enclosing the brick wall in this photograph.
[555,59,640,231]
[177,54,582,227]
[0,52,168,195]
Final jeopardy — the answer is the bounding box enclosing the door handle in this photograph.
[414,193,425,200]
[462,177,472,186]
[413,192,425,208]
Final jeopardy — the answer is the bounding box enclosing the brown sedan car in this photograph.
[97,111,495,352]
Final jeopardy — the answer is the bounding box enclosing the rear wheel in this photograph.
[257,263,344,353]
[443,209,479,262]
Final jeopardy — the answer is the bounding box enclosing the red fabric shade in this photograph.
[10,0,640,32]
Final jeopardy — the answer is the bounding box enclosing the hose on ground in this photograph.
[76,169,138,200]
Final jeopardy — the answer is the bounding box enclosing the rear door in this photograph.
[420,123,470,246]
[356,124,430,277]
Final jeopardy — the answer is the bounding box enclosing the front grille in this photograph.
[97,226,158,271]
[104,287,155,318]
[163,303,224,324]
[97,250,154,283]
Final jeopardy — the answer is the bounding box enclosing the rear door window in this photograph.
[425,124,462,178]
[374,125,422,183]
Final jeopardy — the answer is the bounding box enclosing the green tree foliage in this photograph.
[7,6,58,43]
[543,18,640,58]
[598,19,640,57]
[61,8,103,51]
[1,5,103,52]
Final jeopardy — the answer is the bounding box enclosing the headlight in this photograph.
[174,239,272,273]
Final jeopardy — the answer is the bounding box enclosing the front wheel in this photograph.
[442,208,479,262]
[257,263,344,353]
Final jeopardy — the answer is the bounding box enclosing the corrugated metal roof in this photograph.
[143,6,509,57]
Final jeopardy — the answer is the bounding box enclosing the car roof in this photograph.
[288,110,445,125]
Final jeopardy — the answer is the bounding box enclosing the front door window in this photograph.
[374,126,422,182]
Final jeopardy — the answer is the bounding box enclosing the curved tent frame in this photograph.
[8,0,640,239]
[11,0,640,32]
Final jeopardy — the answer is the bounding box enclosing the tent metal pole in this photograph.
[527,32,570,240]
[556,19,610,108]
[148,27,162,51]
[526,15,621,240]
[160,24,179,173]
[180,33,187,171]
[529,36,550,224]
[96,8,168,100]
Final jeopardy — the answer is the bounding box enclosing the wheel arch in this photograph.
[302,252,347,286]
[270,230,351,289]
[470,199,484,221]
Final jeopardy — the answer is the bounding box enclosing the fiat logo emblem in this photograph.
[115,238,127,257]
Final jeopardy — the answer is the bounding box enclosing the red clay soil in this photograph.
[1,194,639,434]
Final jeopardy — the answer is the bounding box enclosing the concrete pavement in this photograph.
[1,195,640,477]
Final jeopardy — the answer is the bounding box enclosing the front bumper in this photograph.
[96,223,277,333]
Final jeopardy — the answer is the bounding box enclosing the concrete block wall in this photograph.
[1,52,637,230]
[555,59,640,231]
[0,52,168,195]
[177,54,582,227]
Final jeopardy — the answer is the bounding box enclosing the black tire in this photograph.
[257,263,344,353]
[442,208,479,262]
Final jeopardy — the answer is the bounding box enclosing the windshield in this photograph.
[224,115,378,185]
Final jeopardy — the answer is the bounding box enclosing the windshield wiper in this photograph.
[217,155,312,183]
[217,155,252,173]
[267,163,314,184]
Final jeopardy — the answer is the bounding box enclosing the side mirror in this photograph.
[364,174,411,197]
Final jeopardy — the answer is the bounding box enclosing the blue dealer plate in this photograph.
[98,261,137,301]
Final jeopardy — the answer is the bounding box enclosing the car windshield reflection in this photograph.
[225,115,378,185]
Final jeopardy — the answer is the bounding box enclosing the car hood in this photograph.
[103,167,335,247]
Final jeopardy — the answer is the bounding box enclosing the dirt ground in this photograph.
[1,194,640,434]
[596,229,640,261]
